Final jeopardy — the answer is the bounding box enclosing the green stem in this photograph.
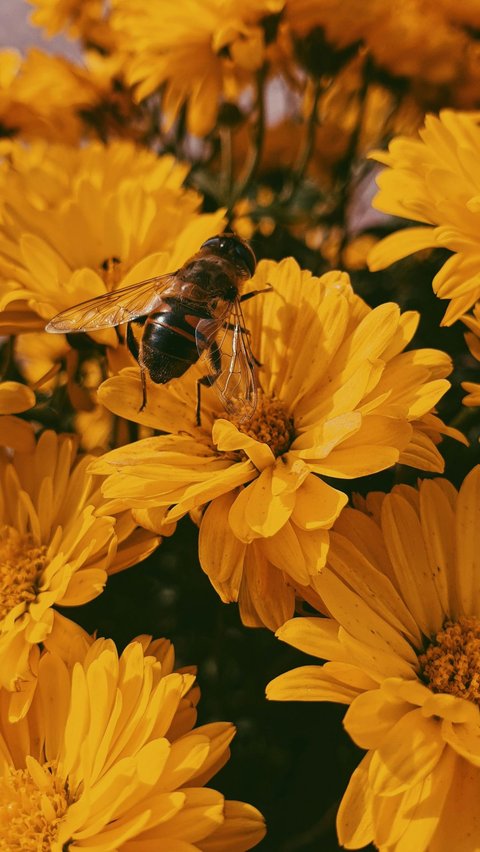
[228,65,266,211]
[219,125,233,203]
[330,57,372,266]
[279,75,323,204]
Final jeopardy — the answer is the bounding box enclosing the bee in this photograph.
[46,233,263,422]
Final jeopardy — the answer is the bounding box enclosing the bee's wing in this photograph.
[196,299,257,421]
[45,272,180,333]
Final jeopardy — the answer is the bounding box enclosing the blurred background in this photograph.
[3,2,480,849]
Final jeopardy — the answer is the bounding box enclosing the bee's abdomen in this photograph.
[140,303,207,384]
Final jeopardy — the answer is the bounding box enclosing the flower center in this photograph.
[99,256,123,290]
[228,392,295,457]
[0,762,69,851]
[0,526,47,622]
[419,615,480,705]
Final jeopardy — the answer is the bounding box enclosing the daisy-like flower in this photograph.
[0,48,104,144]
[28,0,117,51]
[0,429,159,719]
[368,110,480,326]
[0,635,266,849]
[286,0,479,90]
[0,139,225,445]
[0,139,224,337]
[91,258,459,630]
[110,0,285,136]
[267,466,480,851]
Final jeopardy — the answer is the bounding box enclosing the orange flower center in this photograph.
[419,615,480,704]
[0,526,47,622]
[0,762,69,850]
[229,392,295,457]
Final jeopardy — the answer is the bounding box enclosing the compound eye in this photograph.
[233,238,256,276]
[201,235,223,251]
[201,234,257,276]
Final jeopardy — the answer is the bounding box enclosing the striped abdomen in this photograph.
[138,299,211,384]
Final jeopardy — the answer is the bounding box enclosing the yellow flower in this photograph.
[110,0,284,135]
[368,110,480,326]
[91,258,456,629]
[0,139,225,447]
[28,0,117,51]
[0,139,224,337]
[285,0,475,88]
[0,48,103,144]
[267,466,480,851]
[0,635,266,849]
[0,429,159,719]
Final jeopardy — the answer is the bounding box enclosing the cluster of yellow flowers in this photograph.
[1,0,480,849]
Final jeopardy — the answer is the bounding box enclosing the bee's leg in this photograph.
[196,341,222,426]
[139,367,148,412]
[114,325,125,345]
[196,378,208,426]
[239,285,273,302]
[126,322,148,411]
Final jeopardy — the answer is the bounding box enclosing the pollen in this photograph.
[0,762,70,851]
[230,392,295,457]
[0,526,47,622]
[419,615,480,705]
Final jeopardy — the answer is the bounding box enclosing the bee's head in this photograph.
[201,233,257,278]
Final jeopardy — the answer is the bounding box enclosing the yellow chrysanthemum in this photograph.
[90,258,459,630]
[0,139,223,332]
[0,635,266,850]
[110,0,284,136]
[0,48,104,144]
[0,139,225,445]
[267,466,480,851]
[28,0,117,51]
[0,429,159,719]
[368,110,480,326]
[285,0,480,91]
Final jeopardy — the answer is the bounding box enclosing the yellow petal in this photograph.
[228,467,296,541]
[0,416,36,452]
[336,753,374,849]
[200,800,267,851]
[368,227,436,270]
[212,419,274,471]
[0,382,35,414]
[291,475,348,530]
[368,708,445,796]
[199,493,246,600]
[455,465,480,616]
[276,616,344,660]
[239,542,294,630]
[266,665,360,703]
